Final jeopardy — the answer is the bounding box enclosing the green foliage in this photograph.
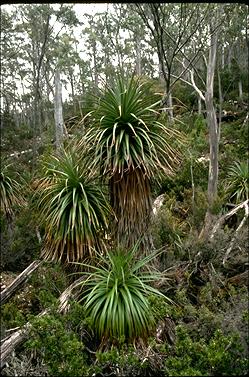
[0,163,25,220]
[26,311,89,377]
[81,75,184,248]
[164,326,248,376]
[158,158,208,201]
[84,75,182,179]
[93,345,148,377]
[35,146,111,263]
[75,242,171,344]
[151,202,187,251]
[1,302,26,329]
[224,160,249,203]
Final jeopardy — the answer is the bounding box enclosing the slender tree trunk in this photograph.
[206,25,219,209]
[135,36,142,76]
[221,45,225,69]
[92,39,99,91]
[54,68,64,150]
[199,11,220,239]
[227,45,232,70]
[218,69,223,141]
[238,80,243,99]
[198,95,202,115]
[167,92,174,122]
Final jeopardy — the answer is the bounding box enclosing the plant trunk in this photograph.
[167,92,174,123]
[135,36,142,76]
[54,68,64,150]
[198,95,202,115]
[238,79,243,99]
[199,12,220,239]
[93,39,98,91]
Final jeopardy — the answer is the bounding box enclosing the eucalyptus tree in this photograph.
[133,3,211,121]
[11,4,79,135]
[113,4,158,78]
[222,4,248,99]
[82,76,183,250]
[0,7,25,128]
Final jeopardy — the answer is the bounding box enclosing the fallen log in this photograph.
[210,199,249,240]
[0,260,42,305]
[0,275,86,369]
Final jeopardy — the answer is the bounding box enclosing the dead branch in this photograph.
[210,199,249,240]
[222,201,249,266]
[0,260,42,305]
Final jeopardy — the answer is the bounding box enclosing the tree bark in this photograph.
[198,95,202,115]
[205,20,219,211]
[238,80,243,99]
[135,36,142,76]
[199,9,221,239]
[54,68,64,150]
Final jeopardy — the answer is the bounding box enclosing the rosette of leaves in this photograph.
[82,76,183,249]
[0,164,25,220]
[35,147,111,263]
[75,242,172,345]
[224,160,248,203]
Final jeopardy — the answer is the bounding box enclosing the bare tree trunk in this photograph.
[217,69,223,141]
[167,92,174,122]
[54,68,64,150]
[93,39,98,91]
[227,45,232,70]
[135,36,142,76]
[221,45,225,69]
[238,80,243,99]
[198,95,202,115]
[199,11,220,239]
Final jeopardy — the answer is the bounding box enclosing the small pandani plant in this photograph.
[224,160,248,203]
[74,241,172,346]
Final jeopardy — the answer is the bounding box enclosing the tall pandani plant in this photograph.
[81,76,184,250]
[35,146,111,264]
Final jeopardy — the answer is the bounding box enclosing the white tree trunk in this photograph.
[221,45,225,69]
[198,95,202,115]
[54,68,64,150]
[206,20,219,209]
[167,92,174,122]
[238,80,243,99]
[135,36,142,76]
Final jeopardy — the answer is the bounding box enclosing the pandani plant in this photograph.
[80,76,184,250]
[0,163,25,220]
[74,241,173,347]
[224,160,248,203]
[34,146,111,263]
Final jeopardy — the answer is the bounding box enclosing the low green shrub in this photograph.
[164,326,248,376]
[26,307,90,377]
